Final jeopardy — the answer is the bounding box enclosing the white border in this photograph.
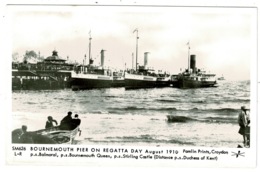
[0,0,259,172]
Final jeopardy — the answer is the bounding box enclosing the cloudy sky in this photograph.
[9,5,256,80]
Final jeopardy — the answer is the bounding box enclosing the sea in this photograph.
[12,80,250,148]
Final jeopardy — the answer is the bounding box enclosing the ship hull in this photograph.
[124,73,157,89]
[155,80,170,88]
[112,79,125,87]
[169,80,179,87]
[70,73,113,90]
[111,76,125,87]
[177,78,217,88]
[156,77,171,88]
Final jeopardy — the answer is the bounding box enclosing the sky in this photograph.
[9,5,257,80]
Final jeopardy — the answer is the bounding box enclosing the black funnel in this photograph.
[190,55,196,72]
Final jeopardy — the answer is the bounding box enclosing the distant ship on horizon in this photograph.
[217,74,225,81]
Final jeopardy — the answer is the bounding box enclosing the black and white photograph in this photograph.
[1,0,258,170]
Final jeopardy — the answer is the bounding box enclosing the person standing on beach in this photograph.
[238,106,250,146]
[45,116,58,129]
[245,109,250,146]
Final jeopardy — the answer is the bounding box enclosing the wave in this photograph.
[123,106,146,111]
[157,99,207,103]
[190,108,199,110]
[108,106,239,115]
[108,110,122,114]
[104,95,120,98]
[25,102,36,105]
[150,118,160,121]
[191,100,206,103]
[166,115,237,124]
[215,108,237,111]
[157,107,178,111]
[156,98,249,104]
[108,107,177,113]
[228,98,250,102]
[54,97,73,101]
[208,108,238,114]
[186,108,238,114]
[204,116,237,124]
[156,99,179,103]
[166,115,196,123]
[90,110,109,114]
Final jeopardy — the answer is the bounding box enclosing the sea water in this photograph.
[12,80,250,148]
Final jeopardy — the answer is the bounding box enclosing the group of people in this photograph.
[238,106,250,147]
[12,112,81,144]
[45,111,81,130]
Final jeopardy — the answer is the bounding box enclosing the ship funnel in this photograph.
[100,49,105,67]
[144,52,149,68]
[89,59,94,65]
[190,54,196,73]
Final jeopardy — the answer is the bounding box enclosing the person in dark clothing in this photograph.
[71,114,81,129]
[45,116,58,129]
[238,106,250,147]
[19,125,34,144]
[71,114,82,135]
[60,111,73,130]
[60,111,73,124]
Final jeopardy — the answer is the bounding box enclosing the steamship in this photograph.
[70,33,116,90]
[124,53,171,89]
[125,51,157,89]
[124,29,170,89]
[70,49,113,90]
[177,54,217,88]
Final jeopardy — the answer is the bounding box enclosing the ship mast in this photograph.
[133,29,139,71]
[84,54,86,72]
[89,30,92,65]
[187,42,190,70]
[132,52,134,69]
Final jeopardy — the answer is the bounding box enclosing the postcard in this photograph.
[1,0,258,170]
